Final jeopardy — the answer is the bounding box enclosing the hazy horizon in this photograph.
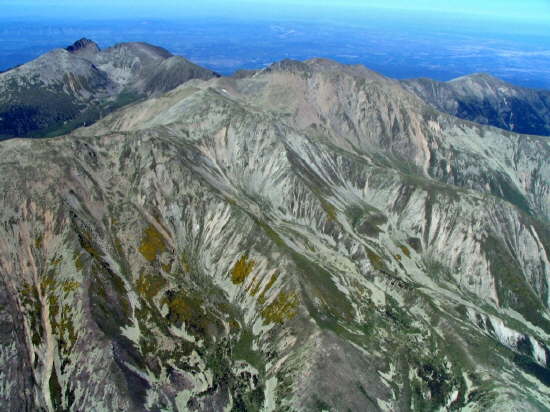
[2,0,550,23]
[1,1,550,88]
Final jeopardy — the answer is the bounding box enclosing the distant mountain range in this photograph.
[402,74,550,137]
[0,41,549,411]
[0,38,218,138]
[1,39,549,140]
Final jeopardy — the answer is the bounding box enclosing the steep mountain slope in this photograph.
[0,58,549,411]
[402,74,550,137]
[0,39,218,139]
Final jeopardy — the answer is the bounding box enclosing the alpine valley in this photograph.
[0,40,549,412]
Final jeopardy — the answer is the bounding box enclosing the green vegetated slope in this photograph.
[0,58,549,411]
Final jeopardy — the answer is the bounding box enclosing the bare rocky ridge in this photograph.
[0,56,549,411]
[402,74,550,137]
[0,38,218,139]
[65,38,101,59]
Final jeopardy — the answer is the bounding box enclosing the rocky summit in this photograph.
[0,47,549,412]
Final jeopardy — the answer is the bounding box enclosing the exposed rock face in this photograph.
[0,58,549,411]
[0,39,218,139]
[402,74,550,137]
[66,38,101,59]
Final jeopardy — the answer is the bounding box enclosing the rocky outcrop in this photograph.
[66,38,101,59]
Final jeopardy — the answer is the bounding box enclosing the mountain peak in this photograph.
[449,72,505,86]
[108,42,173,60]
[304,58,387,81]
[66,38,100,56]
[265,58,312,73]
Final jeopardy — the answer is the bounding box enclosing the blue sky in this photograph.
[2,0,550,22]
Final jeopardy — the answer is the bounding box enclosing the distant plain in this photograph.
[1,12,549,88]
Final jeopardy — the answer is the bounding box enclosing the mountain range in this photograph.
[0,38,218,139]
[0,41,549,411]
[402,74,550,137]
[2,39,550,141]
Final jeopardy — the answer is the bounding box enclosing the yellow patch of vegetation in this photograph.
[139,224,166,262]
[61,280,80,294]
[231,255,256,285]
[136,273,167,300]
[162,292,193,321]
[48,294,59,316]
[181,253,191,273]
[229,319,240,330]
[40,274,56,293]
[80,232,103,260]
[161,290,211,336]
[51,303,78,353]
[19,282,42,345]
[41,276,80,296]
[20,282,34,300]
[366,248,385,271]
[74,253,85,271]
[400,245,411,258]
[261,291,299,324]
[321,200,337,222]
[114,237,124,255]
[21,276,80,351]
[51,256,63,265]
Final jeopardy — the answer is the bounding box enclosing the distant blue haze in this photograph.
[2,0,550,22]
[1,1,549,88]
